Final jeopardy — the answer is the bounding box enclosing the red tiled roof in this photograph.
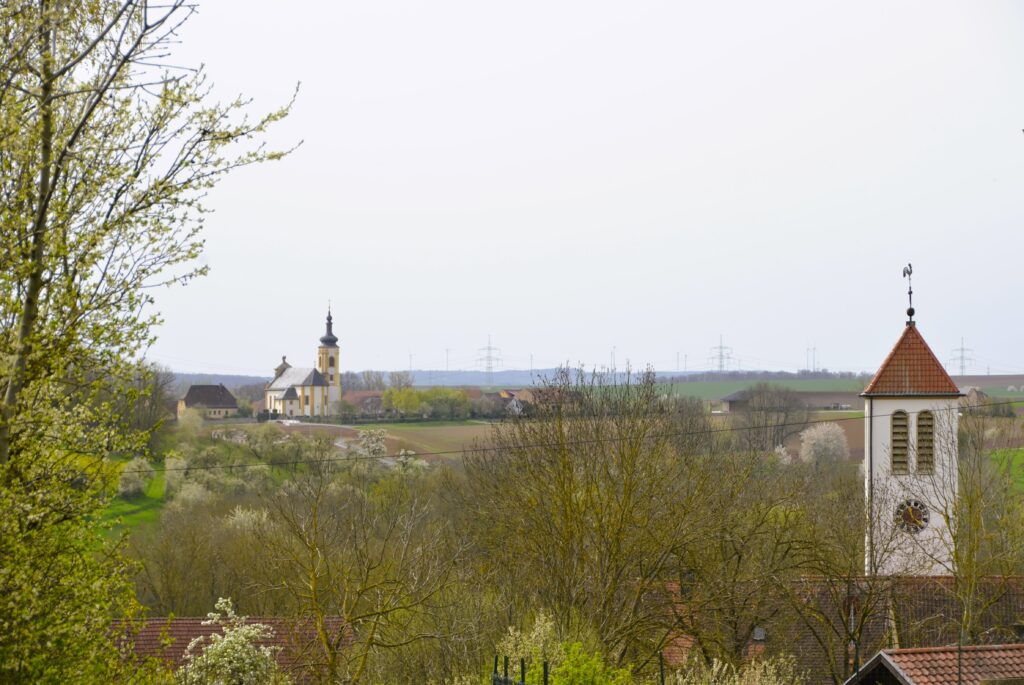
[341,390,383,403]
[862,324,961,397]
[864,643,1024,685]
[121,616,348,678]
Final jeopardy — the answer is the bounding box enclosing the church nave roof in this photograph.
[268,366,329,391]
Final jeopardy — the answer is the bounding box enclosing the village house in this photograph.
[844,643,1024,685]
[177,384,238,419]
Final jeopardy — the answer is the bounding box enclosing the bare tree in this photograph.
[731,384,809,453]
[387,371,413,390]
[257,438,458,683]
[456,368,714,669]
[359,371,386,391]
[913,411,1024,652]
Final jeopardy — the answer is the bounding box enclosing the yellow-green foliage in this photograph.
[670,656,805,685]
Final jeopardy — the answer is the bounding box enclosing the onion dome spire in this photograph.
[319,306,338,347]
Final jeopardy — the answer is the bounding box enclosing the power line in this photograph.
[476,334,502,386]
[709,335,733,373]
[950,338,974,376]
[121,399,1013,476]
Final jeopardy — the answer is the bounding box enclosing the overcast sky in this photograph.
[147,0,1024,378]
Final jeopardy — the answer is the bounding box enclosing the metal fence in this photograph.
[491,655,546,685]
[490,653,668,684]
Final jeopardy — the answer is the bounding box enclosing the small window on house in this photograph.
[917,411,934,474]
[304,395,309,405]
[891,410,909,474]
[329,355,335,367]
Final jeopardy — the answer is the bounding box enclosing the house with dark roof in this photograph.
[844,643,1024,685]
[720,389,859,413]
[177,384,238,419]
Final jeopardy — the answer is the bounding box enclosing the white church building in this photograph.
[264,310,343,417]
[862,304,962,577]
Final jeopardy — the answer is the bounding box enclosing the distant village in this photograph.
[175,310,548,422]
[177,310,1023,433]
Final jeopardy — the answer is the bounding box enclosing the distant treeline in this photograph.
[171,368,884,398]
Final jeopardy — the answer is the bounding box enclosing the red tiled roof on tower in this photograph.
[862,324,961,397]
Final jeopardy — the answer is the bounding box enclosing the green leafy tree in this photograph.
[551,643,632,685]
[382,386,424,416]
[422,387,471,419]
[0,1,291,679]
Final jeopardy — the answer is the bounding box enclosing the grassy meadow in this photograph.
[664,377,867,401]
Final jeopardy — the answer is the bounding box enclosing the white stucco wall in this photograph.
[864,396,959,576]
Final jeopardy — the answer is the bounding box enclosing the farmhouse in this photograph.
[720,389,858,412]
[177,384,238,419]
[264,310,343,417]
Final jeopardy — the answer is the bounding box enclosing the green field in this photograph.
[993,448,1024,492]
[980,387,1024,399]
[101,465,167,536]
[665,377,867,401]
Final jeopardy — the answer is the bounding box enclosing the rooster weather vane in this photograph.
[903,263,914,324]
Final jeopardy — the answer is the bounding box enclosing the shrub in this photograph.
[118,458,154,498]
[551,643,631,685]
[672,656,805,685]
[496,614,629,685]
[164,456,186,496]
[167,482,213,512]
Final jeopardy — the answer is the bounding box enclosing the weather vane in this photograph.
[902,263,914,324]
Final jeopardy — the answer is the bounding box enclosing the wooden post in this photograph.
[543,660,549,685]
[659,651,665,685]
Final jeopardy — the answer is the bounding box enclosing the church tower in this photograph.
[863,272,961,576]
[316,308,342,411]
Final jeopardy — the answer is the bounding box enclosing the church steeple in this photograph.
[319,307,338,347]
[862,265,961,577]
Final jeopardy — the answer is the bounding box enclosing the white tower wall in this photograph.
[864,396,959,576]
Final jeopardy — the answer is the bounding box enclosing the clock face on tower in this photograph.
[895,499,930,534]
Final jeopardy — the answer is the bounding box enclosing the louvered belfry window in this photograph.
[891,410,909,474]
[917,411,935,474]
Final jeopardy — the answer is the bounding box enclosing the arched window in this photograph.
[891,410,909,474]
[917,411,934,474]
[329,355,335,368]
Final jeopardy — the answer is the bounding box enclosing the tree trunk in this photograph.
[0,0,53,466]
